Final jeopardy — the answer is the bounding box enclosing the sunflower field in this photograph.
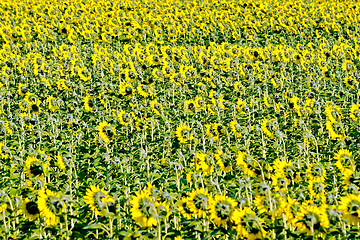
[1,0,360,239]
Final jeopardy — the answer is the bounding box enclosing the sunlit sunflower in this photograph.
[205,122,225,142]
[38,189,65,226]
[194,96,206,111]
[334,149,354,175]
[117,110,133,126]
[229,120,242,138]
[29,99,42,115]
[308,180,326,199]
[119,82,135,98]
[25,156,48,179]
[306,163,327,182]
[47,96,58,112]
[232,207,267,239]
[98,121,115,144]
[18,83,28,96]
[209,194,237,227]
[137,84,155,98]
[294,202,330,236]
[254,194,286,221]
[84,185,115,217]
[130,189,157,228]
[350,103,360,122]
[325,121,346,141]
[177,197,194,220]
[84,95,95,112]
[339,194,360,224]
[261,118,277,138]
[21,198,40,220]
[236,151,259,178]
[188,188,211,218]
[214,149,233,173]
[150,99,163,115]
[176,123,194,144]
[325,103,342,123]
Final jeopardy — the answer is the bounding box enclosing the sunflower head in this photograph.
[22,198,40,220]
[177,197,194,220]
[98,121,115,144]
[25,156,48,179]
[84,185,115,217]
[210,195,237,226]
[38,189,65,226]
[232,207,266,239]
[188,188,211,218]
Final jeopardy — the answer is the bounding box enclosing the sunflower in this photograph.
[194,96,206,111]
[271,173,289,193]
[176,123,194,144]
[232,207,267,240]
[18,83,28,96]
[21,198,40,220]
[229,120,242,138]
[254,193,287,221]
[25,156,48,179]
[339,194,360,224]
[294,202,329,236]
[343,171,360,194]
[137,84,155,98]
[84,185,115,217]
[57,153,73,172]
[325,103,342,123]
[214,149,233,173]
[98,121,115,144]
[205,122,225,142]
[46,96,58,112]
[188,188,211,218]
[350,103,360,122]
[177,197,194,220]
[184,100,196,115]
[236,99,247,114]
[78,68,91,81]
[235,151,260,178]
[334,149,354,175]
[325,121,346,141]
[306,163,327,182]
[261,118,278,138]
[308,179,326,199]
[117,110,133,126]
[130,189,157,228]
[38,189,65,226]
[150,99,163,115]
[272,159,301,184]
[119,82,135,98]
[209,194,237,227]
[29,99,42,115]
[84,95,95,112]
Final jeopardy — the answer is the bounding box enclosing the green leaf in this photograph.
[83,223,108,231]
